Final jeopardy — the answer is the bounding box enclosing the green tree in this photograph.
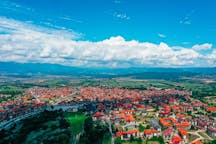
[205,140,216,144]
[114,137,122,144]
[138,124,145,132]
[146,125,150,129]
[158,136,165,144]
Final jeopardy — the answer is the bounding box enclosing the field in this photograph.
[64,112,87,136]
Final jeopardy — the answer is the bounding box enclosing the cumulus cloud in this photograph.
[0,17,215,67]
[158,33,166,38]
[192,43,212,51]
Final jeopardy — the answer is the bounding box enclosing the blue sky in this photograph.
[0,0,216,67]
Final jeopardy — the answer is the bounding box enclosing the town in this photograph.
[0,85,215,144]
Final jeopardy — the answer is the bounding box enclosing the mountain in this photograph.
[0,62,216,77]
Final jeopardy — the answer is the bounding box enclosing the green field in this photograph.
[64,112,87,136]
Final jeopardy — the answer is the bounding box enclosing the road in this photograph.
[0,88,80,130]
[188,130,213,144]
[0,109,44,130]
[106,117,114,144]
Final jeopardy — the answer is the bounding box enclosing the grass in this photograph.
[64,112,87,136]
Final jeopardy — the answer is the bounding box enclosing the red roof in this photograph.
[206,107,216,112]
[176,113,185,119]
[175,122,190,128]
[135,104,144,109]
[116,129,139,137]
[144,129,158,135]
[192,141,203,144]
[0,109,5,113]
[172,135,182,144]
[97,104,104,110]
[178,128,188,136]
[162,128,173,136]
[93,112,104,117]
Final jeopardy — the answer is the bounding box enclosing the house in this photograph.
[122,110,134,114]
[175,113,186,122]
[140,110,147,116]
[150,119,161,131]
[160,117,177,128]
[145,106,154,112]
[144,129,158,138]
[97,103,105,112]
[206,107,216,113]
[162,127,173,140]
[93,112,104,121]
[192,141,203,144]
[171,135,182,144]
[125,114,136,124]
[178,128,188,139]
[207,126,216,137]
[116,129,140,140]
[175,122,191,130]
[196,119,207,129]
[134,104,145,110]
[189,118,198,126]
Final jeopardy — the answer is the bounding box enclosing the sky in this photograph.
[0,0,216,67]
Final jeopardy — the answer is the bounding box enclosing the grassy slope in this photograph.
[64,112,87,136]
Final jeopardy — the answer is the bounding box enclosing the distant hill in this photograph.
[0,62,215,78]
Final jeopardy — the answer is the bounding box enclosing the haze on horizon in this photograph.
[0,0,216,68]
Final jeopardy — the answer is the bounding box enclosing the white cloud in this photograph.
[179,20,191,25]
[192,43,212,51]
[114,0,122,4]
[59,16,83,23]
[179,10,195,25]
[158,33,166,38]
[0,17,215,67]
[113,12,130,20]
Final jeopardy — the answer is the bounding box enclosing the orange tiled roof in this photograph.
[116,129,139,137]
[178,128,188,136]
[125,114,136,122]
[121,110,134,114]
[175,122,190,128]
[172,135,182,143]
[160,117,178,127]
[206,107,216,112]
[192,141,203,144]
[144,129,158,135]
[176,113,185,118]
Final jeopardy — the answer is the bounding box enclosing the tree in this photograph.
[58,133,69,144]
[59,118,70,128]
[138,124,145,132]
[190,125,195,130]
[146,125,150,129]
[187,111,192,116]
[129,135,134,142]
[114,137,122,144]
[206,140,216,144]
[84,117,93,133]
[158,136,165,144]
[137,137,142,144]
